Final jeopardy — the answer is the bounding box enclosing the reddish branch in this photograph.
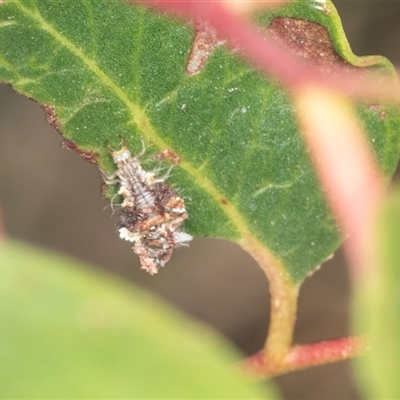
[139,0,400,103]
[294,87,385,275]
[242,336,366,377]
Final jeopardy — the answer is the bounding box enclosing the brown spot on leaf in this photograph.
[153,148,181,165]
[221,198,228,205]
[61,139,99,165]
[186,21,224,76]
[42,104,62,131]
[268,18,357,74]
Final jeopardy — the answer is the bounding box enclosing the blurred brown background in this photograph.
[0,2,399,399]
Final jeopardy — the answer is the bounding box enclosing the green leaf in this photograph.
[0,0,399,281]
[354,188,400,399]
[0,239,277,398]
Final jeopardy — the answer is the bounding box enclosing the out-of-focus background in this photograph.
[0,2,399,399]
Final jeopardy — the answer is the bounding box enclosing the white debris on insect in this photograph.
[104,143,192,275]
[173,231,193,244]
[118,227,142,243]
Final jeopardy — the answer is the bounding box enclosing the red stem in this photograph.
[242,336,365,377]
[294,87,385,278]
[140,0,400,103]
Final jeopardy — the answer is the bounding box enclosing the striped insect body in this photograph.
[105,144,192,275]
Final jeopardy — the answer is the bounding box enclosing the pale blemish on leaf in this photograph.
[186,21,224,76]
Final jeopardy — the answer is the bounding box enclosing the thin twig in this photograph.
[242,336,366,377]
[294,87,385,277]
[240,236,300,367]
[140,0,400,103]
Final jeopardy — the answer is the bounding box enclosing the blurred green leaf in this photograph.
[354,188,400,399]
[0,239,277,398]
[0,0,399,282]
